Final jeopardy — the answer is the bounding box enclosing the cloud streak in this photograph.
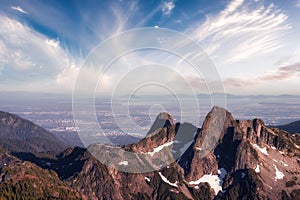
[224,62,300,87]
[192,0,291,62]
[11,6,28,14]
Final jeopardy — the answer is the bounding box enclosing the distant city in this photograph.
[0,93,299,144]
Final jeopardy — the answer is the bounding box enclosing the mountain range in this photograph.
[273,121,300,134]
[0,107,300,199]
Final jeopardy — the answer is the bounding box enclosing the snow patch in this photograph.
[273,159,278,163]
[269,186,273,190]
[280,161,288,167]
[188,168,227,195]
[144,140,180,157]
[274,164,284,180]
[295,144,300,149]
[159,172,178,187]
[196,147,202,151]
[145,177,150,182]
[255,165,260,173]
[118,161,128,166]
[271,146,276,150]
[279,150,284,154]
[253,144,269,155]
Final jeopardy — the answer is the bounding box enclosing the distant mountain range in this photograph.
[273,121,300,134]
[0,111,67,153]
[0,108,300,199]
[0,91,299,101]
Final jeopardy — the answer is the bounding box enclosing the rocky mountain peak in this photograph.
[1,108,300,199]
[147,112,175,135]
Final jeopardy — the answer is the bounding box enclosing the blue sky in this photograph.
[0,0,299,95]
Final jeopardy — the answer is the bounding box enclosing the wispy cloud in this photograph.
[11,6,28,14]
[192,0,291,62]
[161,1,175,15]
[263,62,300,81]
[224,62,300,86]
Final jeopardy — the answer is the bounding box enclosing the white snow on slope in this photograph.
[279,150,284,154]
[145,177,150,182]
[118,161,128,166]
[144,140,180,157]
[159,172,178,187]
[255,165,260,173]
[188,168,227,195]
[274,164,284,180]
[253,144,269,155]
[280,161,288,167]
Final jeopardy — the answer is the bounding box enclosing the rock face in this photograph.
[147,112,175,135]
[1,107,300,199]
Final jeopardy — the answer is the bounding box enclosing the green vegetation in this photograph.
[0,181,81,200]
[0,158,83,199]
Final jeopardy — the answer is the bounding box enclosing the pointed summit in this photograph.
[148,112,174,134]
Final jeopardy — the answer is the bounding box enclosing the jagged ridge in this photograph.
[1,107,300,199]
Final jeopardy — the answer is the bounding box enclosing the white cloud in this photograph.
[0,16,79,92]
[11,6,28,14]
[222,0,243,14]
[56,63,79,90]
[161,1,175,15]
[46,39,60,49]
[296,0,300,7]
[192,0,291,62]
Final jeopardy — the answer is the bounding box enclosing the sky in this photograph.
[0,0,300,95]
